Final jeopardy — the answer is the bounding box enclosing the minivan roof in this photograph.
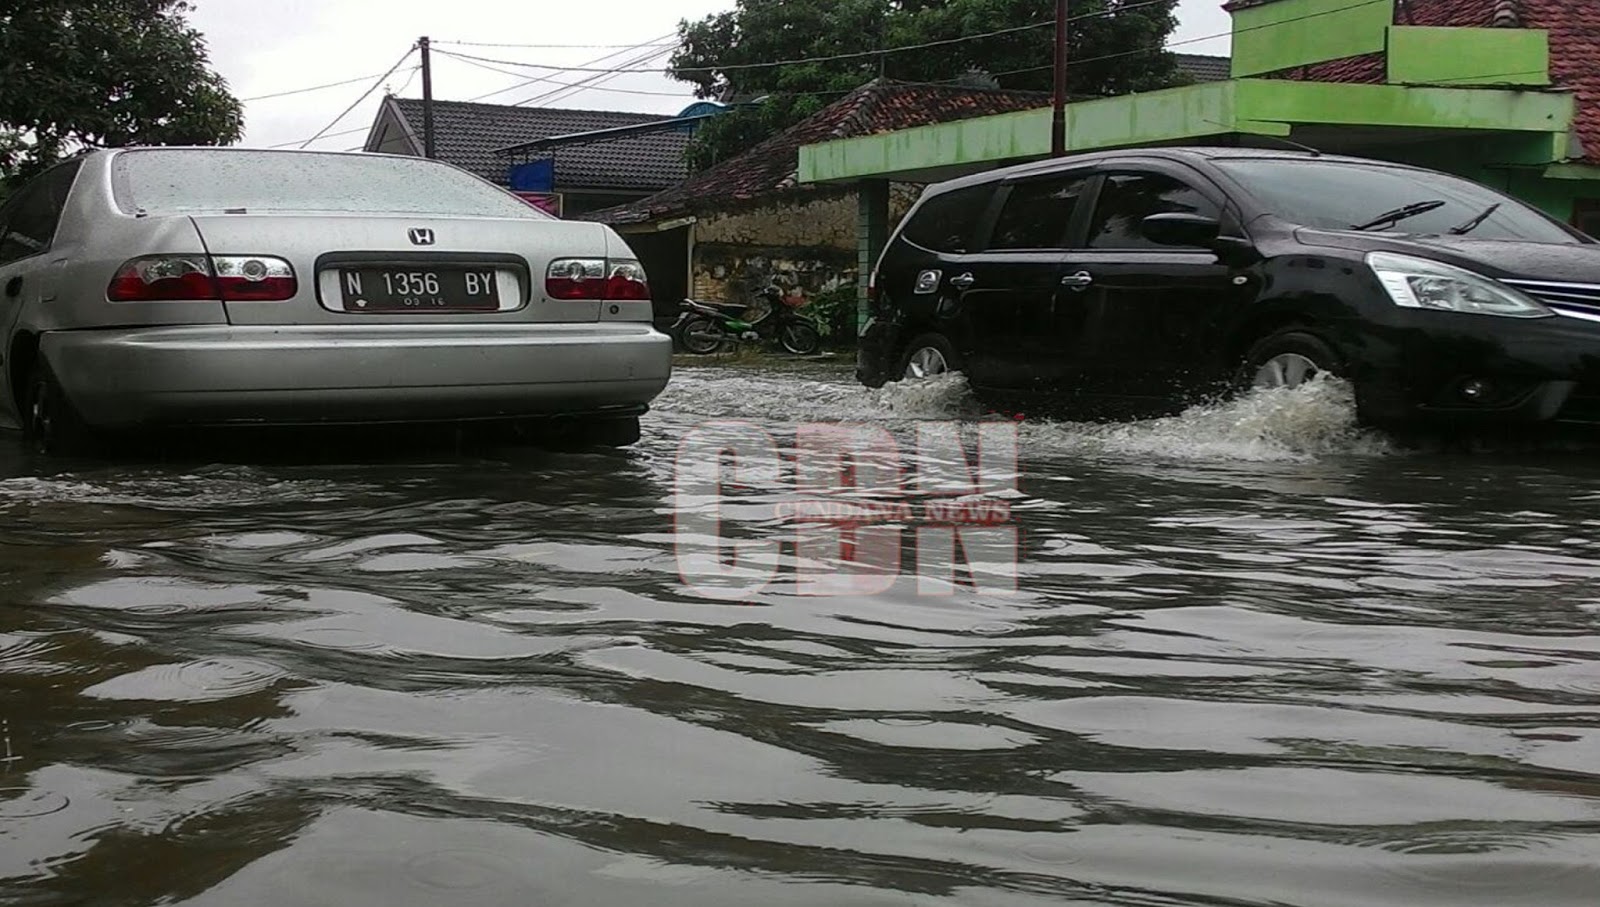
[930,146,1436,194]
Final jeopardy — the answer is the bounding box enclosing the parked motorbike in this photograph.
[671,286,822,356]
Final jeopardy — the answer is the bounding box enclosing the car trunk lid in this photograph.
[188,213,617,325]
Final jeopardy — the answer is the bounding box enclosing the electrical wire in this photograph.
[439,0,1178,77]
[242,68,419,103]
[514,47,677,107]
[437,48,689,100]
[452,33,679,103]
[983,0,1391,79]
[297,46,417,149]
[435,39,679,50]
[267,125,368,149]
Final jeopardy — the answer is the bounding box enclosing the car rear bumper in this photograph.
[41,323,672,428]
[856,317,901,388]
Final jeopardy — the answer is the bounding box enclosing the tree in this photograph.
[669,0,1184,170]
[0,0,243,186]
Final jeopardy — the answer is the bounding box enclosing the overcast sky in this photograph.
[186,0,1234,152]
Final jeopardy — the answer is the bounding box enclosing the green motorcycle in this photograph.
[671,287,822,355]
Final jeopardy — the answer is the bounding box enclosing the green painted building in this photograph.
[796,0,1600,320]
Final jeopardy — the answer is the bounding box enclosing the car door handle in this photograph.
[4,277,20,299]
[1061,271,1094,291]
[949,273,976,290]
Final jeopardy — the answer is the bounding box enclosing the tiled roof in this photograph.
[1247,0,1596,164]
[1520,0,1600,163]
[385,98,691,191]
[1174,53,1232,83]
[1261,52,1387,84]
[581,80,1050,224]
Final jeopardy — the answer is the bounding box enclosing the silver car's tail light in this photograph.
[107,256,216,301]
[546,258,607,299]
[211,256,297,301]
[547,258,652,301]
[605,260,650,300]
[108,255,297,302]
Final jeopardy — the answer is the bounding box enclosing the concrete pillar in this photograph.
[856,179,890,332]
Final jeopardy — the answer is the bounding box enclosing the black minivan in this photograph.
[858,147,1600,427]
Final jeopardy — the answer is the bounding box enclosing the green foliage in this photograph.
[0,0,243,185]
[670,0,1184,170]
[804,284,859,343]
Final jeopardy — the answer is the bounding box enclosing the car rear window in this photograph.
[111,149,551,219]
[1214,158,1581,243]
[899,184,993,253]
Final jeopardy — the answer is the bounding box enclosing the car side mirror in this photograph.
[1140,213,1260,266]
[1140,212,1221,247]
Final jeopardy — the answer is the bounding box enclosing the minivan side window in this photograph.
[1086,171,1220,251]
[899,184,993,253]
[0,159,83,266]
[988,175,1090,250]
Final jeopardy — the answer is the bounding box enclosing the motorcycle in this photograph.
[671,286,822,356]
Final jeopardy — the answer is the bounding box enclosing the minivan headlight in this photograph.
[1367,252,1552,318]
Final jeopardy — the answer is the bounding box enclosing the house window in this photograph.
[1576,200,1600,239]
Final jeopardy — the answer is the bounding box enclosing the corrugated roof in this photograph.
[580,79,1051,225]
[384,97,691,191]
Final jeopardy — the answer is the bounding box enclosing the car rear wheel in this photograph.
[898,333,960,381]
[1239,330,1345,392]
[22,361,96,456]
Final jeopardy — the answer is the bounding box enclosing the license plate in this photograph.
[338,268,500,311]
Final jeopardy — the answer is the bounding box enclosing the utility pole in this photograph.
[1052,0,1068,158]
[420,36,436,159]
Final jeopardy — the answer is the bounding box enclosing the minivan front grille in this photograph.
[1502,279,1600,315]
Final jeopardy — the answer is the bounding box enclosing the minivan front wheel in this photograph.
[898,334,960,381]
[1239,330,1344,392]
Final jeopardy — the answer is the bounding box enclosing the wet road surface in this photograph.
[3,359,1599,906]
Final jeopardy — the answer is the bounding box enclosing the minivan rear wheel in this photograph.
[1238,330,1345,392]
[898,333,960,381]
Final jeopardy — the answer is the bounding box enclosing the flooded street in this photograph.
[3,358,1600,907]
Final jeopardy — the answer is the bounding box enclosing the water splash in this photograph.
[1026,377,1395,463]
[659,366,1390,462]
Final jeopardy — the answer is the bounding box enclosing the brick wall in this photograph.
[688,184,922,305]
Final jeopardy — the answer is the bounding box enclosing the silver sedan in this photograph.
[0,147,673,453]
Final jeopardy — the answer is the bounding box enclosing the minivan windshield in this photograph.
[1213,158,1583,244]
[111,149,551,219]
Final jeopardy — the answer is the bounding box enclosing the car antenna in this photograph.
[1201,120,1321,156]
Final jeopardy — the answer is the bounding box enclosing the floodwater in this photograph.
[3,359,1599,907]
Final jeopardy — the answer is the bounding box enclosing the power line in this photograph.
[437,48,690,99]
[439,33,683,104]
[987,0,1391,79]
[438,0,1176,77]
[298,46,417,149]
[436,39,679,50]
[515,47,677,107]
[512,48,675,108]
[242,68,419,103]
[267,125,368,149]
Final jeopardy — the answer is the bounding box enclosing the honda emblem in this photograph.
[408,228,435,246]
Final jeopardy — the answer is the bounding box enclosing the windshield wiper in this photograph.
[1448,202,1500,235]
[1351,199,1446,232]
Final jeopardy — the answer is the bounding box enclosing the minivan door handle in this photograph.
[4,276,20,299]
[1061,270,1094,291]
[949,272,976,290]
